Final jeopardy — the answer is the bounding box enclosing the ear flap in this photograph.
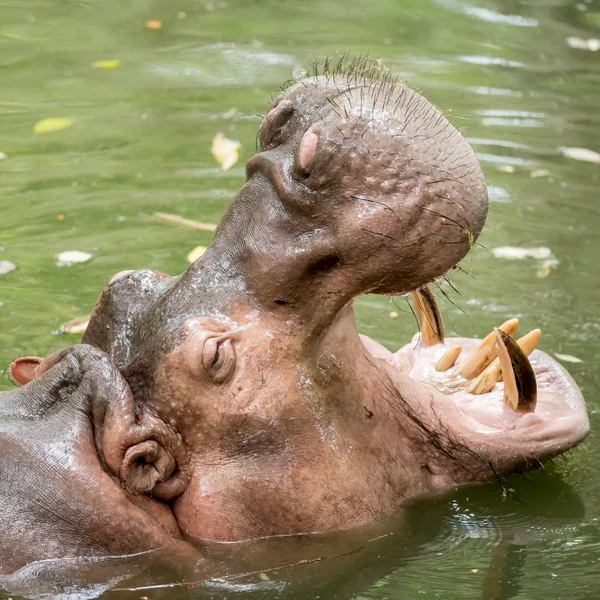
[10,357,43,385]
[119,439,176,495]
[98,393,188,502]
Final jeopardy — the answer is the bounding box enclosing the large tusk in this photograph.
[456,318,519,380]
[495,328,537,413]
[436,345,462,372]
[412,286,444,346]
[469,328,541,392]
[496,329,541,382]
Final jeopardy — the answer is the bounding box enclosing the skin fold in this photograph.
[0,62,589,577]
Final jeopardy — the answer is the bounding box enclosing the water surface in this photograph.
[1,0,599,598]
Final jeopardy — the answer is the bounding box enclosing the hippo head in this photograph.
[74,61,587,542]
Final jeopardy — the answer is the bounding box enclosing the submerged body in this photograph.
[0,60,589,581]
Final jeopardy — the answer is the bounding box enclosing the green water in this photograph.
[1,0,600,598]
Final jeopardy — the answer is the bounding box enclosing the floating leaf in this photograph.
[153,212,217,232]
[146,20,162,29]
[589,39,600,51]
[93,59,121,70]
[187,245,207,263]
[530,168,550,179]
[559,146,600,163]
[0,260,16,275]
[566,36,600,51]
[211,133,241,171]
[567,36,589,49]
[536,260,553,279]
[492,246,552,260]
[59,316,90,335]
[34,117,73,135]
[555,353,583,364]
[56,250,92,266]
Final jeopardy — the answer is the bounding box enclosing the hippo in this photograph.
[1,59,589,582]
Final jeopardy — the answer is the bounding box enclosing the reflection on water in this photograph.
[1,0,599,598]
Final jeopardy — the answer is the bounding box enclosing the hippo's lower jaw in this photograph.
[362,286,589,489]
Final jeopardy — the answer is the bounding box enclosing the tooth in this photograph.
[494,328,537,413]
[471,328,541,389]
[467,364,498,394]
[412,286,444,346]
[496,328,541,382]
[456,318,519,380]
[435,345,462,372]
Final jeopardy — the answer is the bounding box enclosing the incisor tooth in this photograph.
[495,328,537,413]
[456,318,519,380]
[435,345,462,372]
[470,328,541,390]
[467,364,498,395]
[412,286,444,346]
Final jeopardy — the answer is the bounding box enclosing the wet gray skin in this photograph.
[0,64,588,594]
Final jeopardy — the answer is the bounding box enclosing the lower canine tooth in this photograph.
[456,318,519,380]
[435,345,462,372]
[472,328,542,388]
[412,286,444,346]
[495,328,537,413]
[496,328,541,382]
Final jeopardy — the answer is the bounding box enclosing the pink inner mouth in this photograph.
[360,333,586,434]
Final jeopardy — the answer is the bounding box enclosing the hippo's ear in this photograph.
[10,357,44,385]
[99,394,187,502]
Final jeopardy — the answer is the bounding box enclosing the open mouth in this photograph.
[362,286,587,437]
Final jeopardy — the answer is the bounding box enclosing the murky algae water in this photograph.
[1,0,600,598]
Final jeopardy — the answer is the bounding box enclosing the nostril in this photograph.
[260,100,295,150]
[267,99,294,124]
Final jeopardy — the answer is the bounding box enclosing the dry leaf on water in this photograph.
[153,212,217,232]
[566,36,600,51]
[536,260,554,279]
[0,260,16,275]
[211,133,241,171]
[555,353,583,364]
[33,118,73,135]
[56,251,92,266]
[560,146,600,163]
[59,316,90,335]
[94,59,121,70]
[492,247,552,260]
[187,245,207,263]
